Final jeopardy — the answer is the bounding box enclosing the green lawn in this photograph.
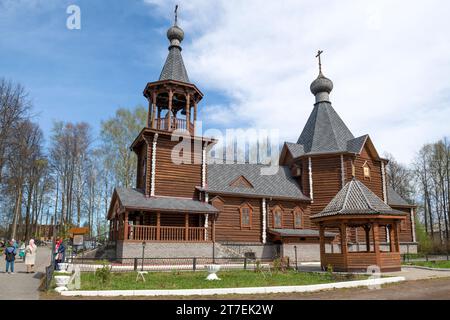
[407,260,450,269]
[75,270,367,291]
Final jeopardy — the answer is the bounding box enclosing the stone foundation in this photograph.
[282,243,321,262]
[116,241,214,258]
[114,241,418,261]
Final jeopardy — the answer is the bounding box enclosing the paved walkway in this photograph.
[0,246,51,300]
[386,266,450,281]
[298,264,450,281]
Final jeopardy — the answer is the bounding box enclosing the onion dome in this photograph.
[167,24,184,48]
[310,72,333,103]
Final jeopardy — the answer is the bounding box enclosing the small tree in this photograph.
[416,219,432,254]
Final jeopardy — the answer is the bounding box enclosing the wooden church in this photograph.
[107,13,417,272]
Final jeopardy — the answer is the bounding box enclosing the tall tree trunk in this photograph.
[24,182,33,240]
[11,186,23,240]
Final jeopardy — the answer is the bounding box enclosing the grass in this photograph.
[406,260,450,269]
[73,270,368,291]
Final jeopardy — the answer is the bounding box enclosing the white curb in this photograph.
[60,276,405,297]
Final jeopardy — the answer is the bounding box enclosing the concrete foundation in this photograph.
[114,241,418,261]
[116,241,214,259]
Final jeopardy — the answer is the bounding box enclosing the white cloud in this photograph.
[144,0,450,164]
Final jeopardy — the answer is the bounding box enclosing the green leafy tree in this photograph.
[415,218,432,254]
[100,106,146,189]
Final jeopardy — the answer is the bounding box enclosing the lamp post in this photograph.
[141,241,146,271]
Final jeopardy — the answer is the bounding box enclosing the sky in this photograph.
[1,0,449,164]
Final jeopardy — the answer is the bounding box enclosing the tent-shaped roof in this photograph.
[159,46,190,83]
[297,102,355,154]
[311,179,406,219]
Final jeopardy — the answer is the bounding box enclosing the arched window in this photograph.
[272,206,283,229]
[239,203,252,229]
[293,207,303,229]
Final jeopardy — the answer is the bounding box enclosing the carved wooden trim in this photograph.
[239,202,253,229]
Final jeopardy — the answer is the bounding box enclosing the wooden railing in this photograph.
[154,118,194,134]
[129,225,206,242]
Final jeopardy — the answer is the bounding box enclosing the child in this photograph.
[4,241,17,274]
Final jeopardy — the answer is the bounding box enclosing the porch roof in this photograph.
[113,188,219,216]
[311,178,406,220]
[269,228,336,238]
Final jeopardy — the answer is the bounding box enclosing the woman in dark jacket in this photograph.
[4,241,16,274]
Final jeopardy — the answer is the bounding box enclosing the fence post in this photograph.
[193,258,197,272]
[294,246,298,271]
[244,258,247,270]
[134,258,138,271]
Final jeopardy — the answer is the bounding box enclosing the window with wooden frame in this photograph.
[272,206,283,229]
[362,161,371,179]
[293,207,303,229]
[400,218,407,231]
[239,203,252,229]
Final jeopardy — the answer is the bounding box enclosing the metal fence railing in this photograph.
[402,253,450,264]
[67,257,273,273]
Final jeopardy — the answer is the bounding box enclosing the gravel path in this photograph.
[0,246,51,300]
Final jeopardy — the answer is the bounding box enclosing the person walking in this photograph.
[4,241,17,274]
[19,241,26,261]
[25,239,37,273]
[54,238,66,270]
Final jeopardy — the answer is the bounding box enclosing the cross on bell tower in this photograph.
[143,5,203,135]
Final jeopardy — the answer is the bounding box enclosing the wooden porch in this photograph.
[109,211,214,243]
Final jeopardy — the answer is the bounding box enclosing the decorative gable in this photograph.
[210,196,225,211]
[229,175,254,188]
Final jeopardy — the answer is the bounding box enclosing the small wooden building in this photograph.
[311,179,406,272]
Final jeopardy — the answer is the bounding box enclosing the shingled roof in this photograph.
[311,179,406,219]
[202,164,310,201]
[387,185,414,207]
[159,46,190,83]
[297,101,355,154]
[113,188,218,214]
[269,228,337,238]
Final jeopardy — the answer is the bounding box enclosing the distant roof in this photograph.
[387,185,413,207]
[297,102,355,154]
[311,179,406,219]
[202,164,310,201]
[115,188,218,213]
[285,142,305,158]
[159,46,190,83]
[269,228,336,238]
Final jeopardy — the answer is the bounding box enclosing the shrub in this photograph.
[254,260,262,273]
[95,263,111,286]
[272,257,290,273]
[326,264,333,274]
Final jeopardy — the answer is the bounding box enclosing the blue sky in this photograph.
[1,0,450,163]
[0,0,227,145]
